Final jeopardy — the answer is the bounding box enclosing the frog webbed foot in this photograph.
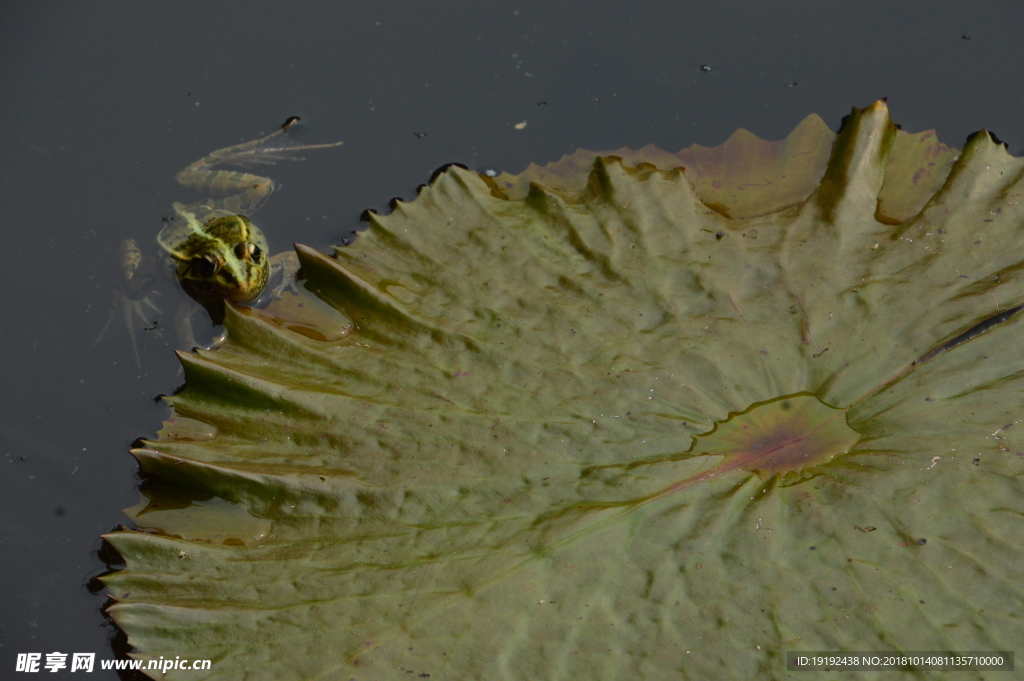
[271,277,301,299]
[94,289,164,369]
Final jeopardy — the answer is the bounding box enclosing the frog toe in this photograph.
[139,291,163,316]
[271,277,301,299]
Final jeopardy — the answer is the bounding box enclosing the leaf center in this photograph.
[693,395,859,477]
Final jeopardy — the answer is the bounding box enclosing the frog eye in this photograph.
[235,242,263,264]
[192,254,219,278]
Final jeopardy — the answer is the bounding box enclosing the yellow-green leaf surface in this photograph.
[103,101,1024,680]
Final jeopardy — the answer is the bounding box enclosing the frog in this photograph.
[97,119,342,367]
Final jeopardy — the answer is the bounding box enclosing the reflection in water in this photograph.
[124,492,272,546]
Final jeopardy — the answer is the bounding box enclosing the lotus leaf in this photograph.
[102,101,1024,680]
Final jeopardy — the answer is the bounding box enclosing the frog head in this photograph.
[168,213,271,324]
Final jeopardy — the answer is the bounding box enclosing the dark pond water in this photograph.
[2,1,1023,676]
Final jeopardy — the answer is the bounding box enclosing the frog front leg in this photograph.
[269,250,301,298]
